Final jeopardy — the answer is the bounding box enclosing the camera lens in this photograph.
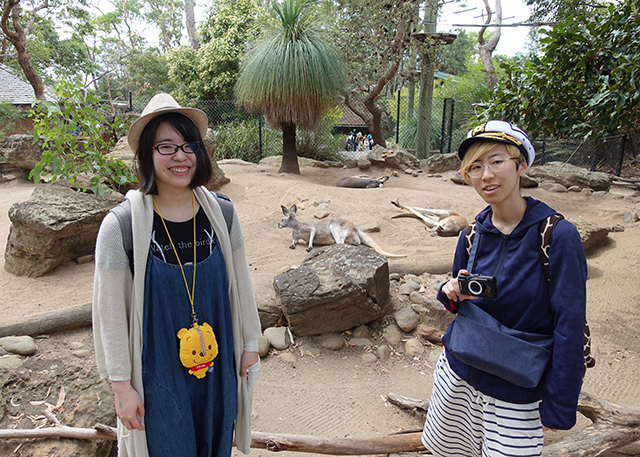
[467,280,484,296]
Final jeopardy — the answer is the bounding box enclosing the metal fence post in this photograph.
[128,91,132,112]
[396,90,401,145]
[616,135,627,177]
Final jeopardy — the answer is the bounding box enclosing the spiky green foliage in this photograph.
[235,0,347,131]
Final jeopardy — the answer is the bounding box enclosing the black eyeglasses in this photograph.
[154,142,201,155]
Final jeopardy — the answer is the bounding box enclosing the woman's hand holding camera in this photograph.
[443,270,479,303]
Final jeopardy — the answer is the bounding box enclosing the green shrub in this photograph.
[29,78,136,196]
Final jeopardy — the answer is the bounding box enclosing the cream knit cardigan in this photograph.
[92,187,262,456]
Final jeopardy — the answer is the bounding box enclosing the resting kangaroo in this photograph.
[390,200,468,237]
[336,176,389,188]
[278,205,406,258]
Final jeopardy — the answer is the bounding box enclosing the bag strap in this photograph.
[108,192,235,275]
[538,214,564,281]
[110,199,134,274]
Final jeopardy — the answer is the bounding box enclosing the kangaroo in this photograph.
[278,205,406,257]
[336,176,389,188]
[390,200,468,237]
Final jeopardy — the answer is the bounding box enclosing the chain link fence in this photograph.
[120,93,637,177]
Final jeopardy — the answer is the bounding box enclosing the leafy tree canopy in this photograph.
[167,0,263,100]
[481,0,640,142]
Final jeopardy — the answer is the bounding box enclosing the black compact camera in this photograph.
[458,273,498,298]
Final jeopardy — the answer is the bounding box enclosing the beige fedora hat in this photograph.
[127,93,209,153]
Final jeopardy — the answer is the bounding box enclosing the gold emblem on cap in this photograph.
[471,124,487,136]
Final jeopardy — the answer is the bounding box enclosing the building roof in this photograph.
[0,63,55,104]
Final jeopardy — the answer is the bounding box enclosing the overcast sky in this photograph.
[437,0,534,56]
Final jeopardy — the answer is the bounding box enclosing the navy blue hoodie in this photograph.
[438,197,587,430]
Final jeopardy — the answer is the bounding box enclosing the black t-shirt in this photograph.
[151,207,217,265]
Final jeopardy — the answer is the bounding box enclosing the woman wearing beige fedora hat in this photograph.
[421,121,589,457]
[92,93,261,457]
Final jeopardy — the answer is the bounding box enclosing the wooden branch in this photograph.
[386,393,430,415]
[0,417,426,455]
[0,303,92,337]
[0,410,116,441]
[250,431,425,454]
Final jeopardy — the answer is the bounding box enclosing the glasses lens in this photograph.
[183,142,200,153]
[156,144,177,155]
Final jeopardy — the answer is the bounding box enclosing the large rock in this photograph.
[0,134,45,170]
[367,144,420,170]
[4,184,122,277]
[526,162,613,191]
[273,244,391,336]
[422,152,460,174]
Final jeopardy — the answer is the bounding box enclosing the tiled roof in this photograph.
[0,63,55,104]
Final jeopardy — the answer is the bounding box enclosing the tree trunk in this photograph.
[279,122,300,174]
[184,0,200,50]
[1,0,46,101]
[478,0,502,91]
[362,98,385,148]
[416,0,438,159]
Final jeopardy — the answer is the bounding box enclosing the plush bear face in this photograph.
[177,322,219,378]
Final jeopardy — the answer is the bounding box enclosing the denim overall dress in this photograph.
[141,240,237,457]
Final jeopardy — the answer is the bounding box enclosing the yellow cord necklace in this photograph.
[152,191,218,379]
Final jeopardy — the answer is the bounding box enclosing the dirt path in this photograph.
[1,161,639,455]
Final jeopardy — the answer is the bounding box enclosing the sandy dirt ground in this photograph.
[1,160,640,455]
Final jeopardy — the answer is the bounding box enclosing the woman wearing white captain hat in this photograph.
[421,121,588,457]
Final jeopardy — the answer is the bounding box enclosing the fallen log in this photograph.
[0,410,116,441]
[0,303,92,337]
[389,391,640,457]
[250,431,424,454]
[0,413,426,455]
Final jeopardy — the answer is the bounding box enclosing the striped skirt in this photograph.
[422,351,544,457]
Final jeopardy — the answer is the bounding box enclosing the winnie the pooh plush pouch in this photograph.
[177,323,219,379]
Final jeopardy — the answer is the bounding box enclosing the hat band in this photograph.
[474,132,523,146]
[152,105,182,112]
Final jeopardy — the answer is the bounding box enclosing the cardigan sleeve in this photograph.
[228,205,262,344]
[92,212,134,381]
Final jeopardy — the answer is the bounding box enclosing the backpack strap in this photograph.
[109,199,134,274]
[464,221,476,257]
[539,214,564,281]
[108,192,235,275]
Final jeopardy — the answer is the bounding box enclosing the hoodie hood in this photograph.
[474,197,558,237]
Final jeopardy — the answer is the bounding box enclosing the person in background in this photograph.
[93,93,262,457]
[422,121,587,457]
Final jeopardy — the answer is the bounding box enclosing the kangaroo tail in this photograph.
[356,230,407,258]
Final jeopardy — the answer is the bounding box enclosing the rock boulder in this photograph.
[0,134,45,170]
[4,184,123,277]
[273,244,391,336]
[526,162,613,191]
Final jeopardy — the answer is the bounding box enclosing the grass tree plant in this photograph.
[235,0,347,173]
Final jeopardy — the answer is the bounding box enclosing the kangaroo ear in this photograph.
[290,204,297,214]
[281,205,289,215]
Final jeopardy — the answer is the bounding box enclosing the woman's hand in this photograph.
[111,380,145,431]
[443,269,478,303]
[240,351,260,391]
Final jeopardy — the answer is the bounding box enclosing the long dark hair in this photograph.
[136,112,212,195]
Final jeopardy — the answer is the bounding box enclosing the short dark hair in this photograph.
[135,112,212,195]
